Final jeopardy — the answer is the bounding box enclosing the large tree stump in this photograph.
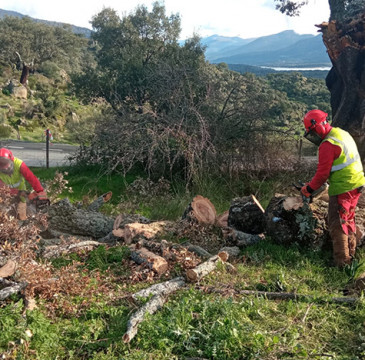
[265,194,329,247]
[47,198,114,239]
[182,195,217,225]
[228,195,265,234]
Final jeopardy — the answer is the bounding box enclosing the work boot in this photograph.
[328,196,352,267]
[17,201,27,221]
[331,227,351,266]
[348,231,357,258]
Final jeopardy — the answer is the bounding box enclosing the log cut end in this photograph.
[183,195,217,225]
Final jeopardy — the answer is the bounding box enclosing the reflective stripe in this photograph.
[8,180,22,188]
[328,136,360,172]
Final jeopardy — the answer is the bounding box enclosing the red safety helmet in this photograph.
[303,109,331,146]
[0,148,14,175]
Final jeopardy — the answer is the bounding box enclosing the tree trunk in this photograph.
[47,198,114,239]
[265,194,330,248]
[317,12,365,159]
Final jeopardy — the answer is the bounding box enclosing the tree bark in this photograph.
[47,198,114,239]
[317,12,365,159]
[265,194,329,247]
[130,246,169,274]
[185,252,228,282]
[228,195,266,234]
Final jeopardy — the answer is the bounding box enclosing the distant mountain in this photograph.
[1,8,330,69]
[201,30,331,68]
[0,9,92,38]
[200,35,257,60]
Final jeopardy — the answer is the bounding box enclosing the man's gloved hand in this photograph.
[36,190,48,201]
[300,184,314,200]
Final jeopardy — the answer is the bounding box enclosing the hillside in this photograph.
[0,9,92,37]
[211,32,330,67]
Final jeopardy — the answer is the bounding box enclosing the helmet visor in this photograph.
[0,157,14,175]
[304,129,323,146]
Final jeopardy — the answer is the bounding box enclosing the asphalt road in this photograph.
[0,139,79,167]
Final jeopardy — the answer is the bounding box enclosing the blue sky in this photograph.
[0,0,330,40]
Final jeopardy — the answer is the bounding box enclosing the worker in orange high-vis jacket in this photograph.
[0,148,47,220]
[301,109,365,266]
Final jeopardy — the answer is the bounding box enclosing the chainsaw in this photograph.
[292,181,328,203]
[18,190,50,212]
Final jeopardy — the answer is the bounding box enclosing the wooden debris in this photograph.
[42,240,101,259]
[197,285,358,305]
[182,195,217,225]
[131,277,186,300]
[185,252,228,282]
[216,210,229,227]
[223,228,263,248]
[47,198,114,239]
[123,221,175,245]
[123,277,187,343]
[219,246,240,260]
[130,246,169,275]
[228,195,266,234]
[0,260,17,278]
[185,244,213,259]
[265,194,328,247]
[87,191,112,212]
[0,279,27,301]
[122,293,167,343]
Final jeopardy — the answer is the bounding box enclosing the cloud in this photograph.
[0,0,330,40]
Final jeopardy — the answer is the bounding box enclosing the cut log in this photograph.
[223,228,264,248]
[265,194,329,247]
[219,246,240,260]
[186,244,212,259]
[130,246,168,275]
[132,277,186,300]
[185,253,228,282]
[47,198,114,239]
[123,221,175,245]
[228,195,265,234]
[87,192,112,212]
[182,195,217,225]
[0,260,17,278]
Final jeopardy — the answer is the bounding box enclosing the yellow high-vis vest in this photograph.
[0,157,26,192]
[323,127,365,196]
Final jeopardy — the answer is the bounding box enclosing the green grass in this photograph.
[2,165,364,359]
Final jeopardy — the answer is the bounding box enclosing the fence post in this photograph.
[298,138,303,162]
[46,129,49,169]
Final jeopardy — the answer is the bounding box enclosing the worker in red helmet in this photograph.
[0,148,47,220]
[301,109,365,266]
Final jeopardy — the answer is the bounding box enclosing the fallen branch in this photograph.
[185,252,228,282]
[132,277,186,300]
[42,240,101,259]
[197,285,358,305]
[0,278,27,301]
[87,191,112,212]
[123,294,166,343]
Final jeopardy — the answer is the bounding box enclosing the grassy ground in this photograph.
[1,165,365,360]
